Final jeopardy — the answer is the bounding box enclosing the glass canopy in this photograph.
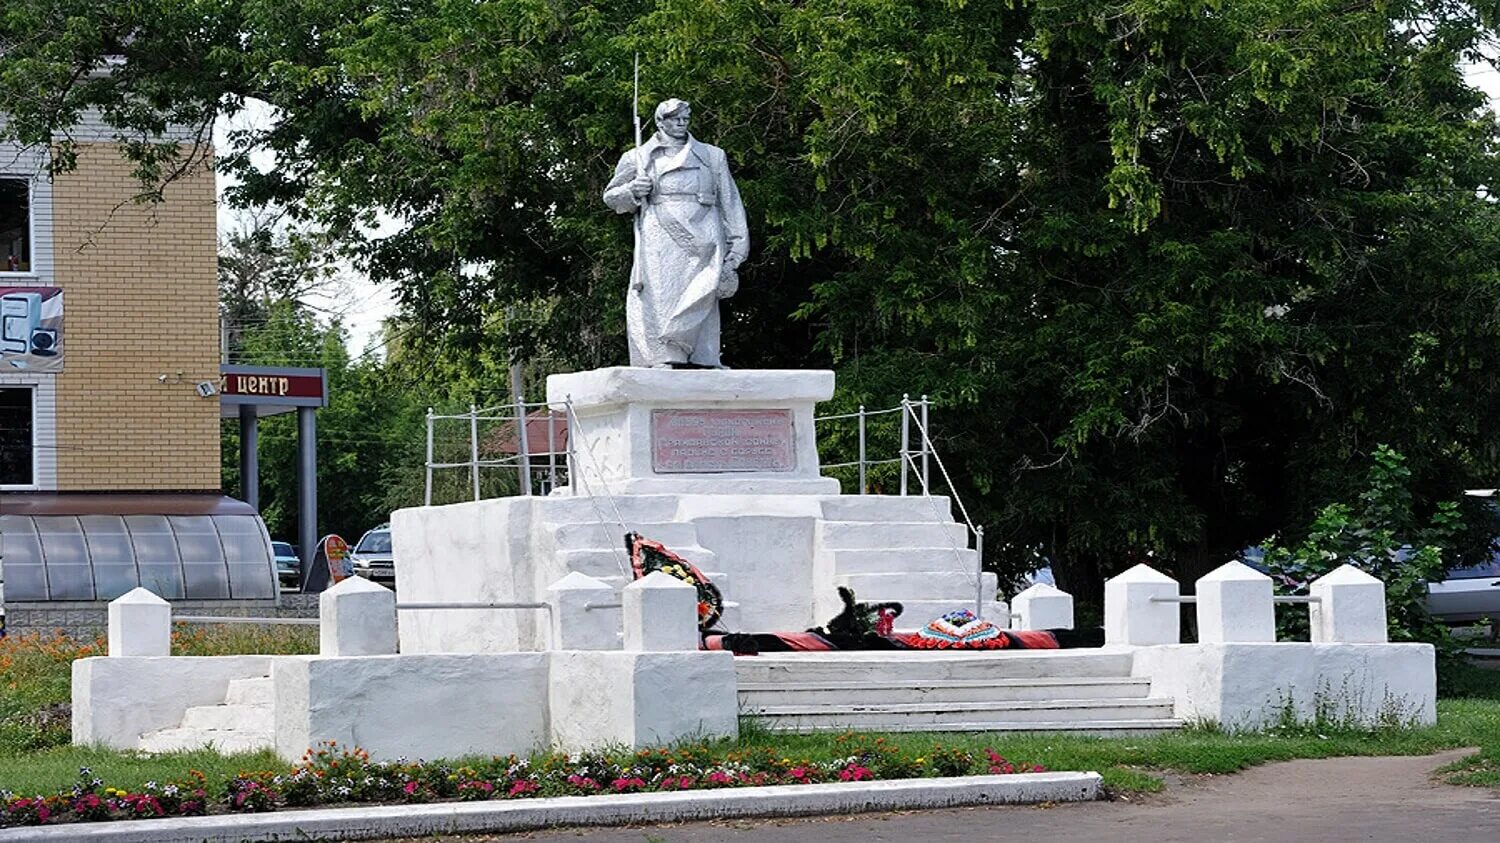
[0,513,277,602]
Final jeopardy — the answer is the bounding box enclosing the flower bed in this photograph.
[0,737,1044,828]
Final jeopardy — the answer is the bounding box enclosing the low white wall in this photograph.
[273,653,549,763]
[549,651,738,751]
[692,514,818,630]
[392,498,545,653]
[1131,642,1436,730]
[72,656,272,749]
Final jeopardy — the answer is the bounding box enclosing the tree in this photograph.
[8,1,1500,609]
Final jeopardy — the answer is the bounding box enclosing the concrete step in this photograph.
[825,547,980,574]
[817,521,970,551]
[734,651,1134,684]
[560,546,717,579]
[538,495,682,524]
[819,496,955,524]
[550,521,700,552]
[837,571,997,602]
[737,677,1154,707]
[179,703,274,733]
[139,727,274,755]
[225,676,272,706]
[753,718,1185,736]
[745,697,1177,730]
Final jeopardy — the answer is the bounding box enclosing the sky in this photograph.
[214,100,398,357]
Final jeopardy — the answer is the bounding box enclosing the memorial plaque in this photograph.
[651,409,795,473]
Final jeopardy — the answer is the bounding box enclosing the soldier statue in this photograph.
[603,99,749,368]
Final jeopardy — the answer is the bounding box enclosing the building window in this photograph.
[0,386,33,486]
[0,179,29,274]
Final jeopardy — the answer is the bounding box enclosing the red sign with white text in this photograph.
[221,372,324,400]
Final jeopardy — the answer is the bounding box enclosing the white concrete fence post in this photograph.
[108,587,171,657]
[320,576,398,656]
[1104,564,1181,646]
[546,572,620,650]
[1010,583,1074,630]
[622,571,699,652]
[1309,564,1388,643]
[1196,561,1276,643]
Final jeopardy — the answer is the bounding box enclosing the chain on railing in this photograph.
[899,397,987,616]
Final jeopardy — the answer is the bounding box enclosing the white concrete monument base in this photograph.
[393,367,1004,653]
[549,651,738,751]
[548,367,840,496]
[1132,642,1437,730]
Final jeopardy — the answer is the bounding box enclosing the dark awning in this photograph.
[0,493,257,517]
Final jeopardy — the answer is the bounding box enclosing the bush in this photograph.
[1257,445,1465,670]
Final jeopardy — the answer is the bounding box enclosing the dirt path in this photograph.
[392,750,1500,842]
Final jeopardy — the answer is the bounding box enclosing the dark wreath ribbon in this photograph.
[625,532,724,631]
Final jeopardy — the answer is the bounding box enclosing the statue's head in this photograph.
[654,99,691,141]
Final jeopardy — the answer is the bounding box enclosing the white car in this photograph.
[1427,557,1500,624]
[350,525,394,585]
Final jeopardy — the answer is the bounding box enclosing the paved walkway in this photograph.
[385,750,1500,842]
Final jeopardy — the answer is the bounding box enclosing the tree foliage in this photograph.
[9,1,1500,603]
[1260,445,1465,660]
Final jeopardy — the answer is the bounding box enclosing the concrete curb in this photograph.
[0,771,1101,842]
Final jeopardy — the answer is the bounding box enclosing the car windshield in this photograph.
[1448,557,1500,580]
[357,531,392,554]
[272,542,295,556]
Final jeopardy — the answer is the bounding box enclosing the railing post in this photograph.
[565,396,579,496]
[108,588,171,657]
[974,525,985,616]
[424,407,434,506]
[515,391,532,496]
[857,404,867,495]
[899,394,910,496]
[547,409,558,494]
[469,403,480,502]
[920,395,930,494]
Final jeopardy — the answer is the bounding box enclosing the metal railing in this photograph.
[424,399,570,504]
[173,615,320,626]
[1151,595,1323,605]
[422,390,988,610]
[425,395,946,504]
[396,602,551,613]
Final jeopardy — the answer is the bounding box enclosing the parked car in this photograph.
[350,524,395,585]
[1428,556,1500,624]
[272,541,301,591]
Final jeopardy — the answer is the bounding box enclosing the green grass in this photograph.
[3,630,1500,797]
[0,626,315,760]
[730,688,1500,793]
[0,745,283,794]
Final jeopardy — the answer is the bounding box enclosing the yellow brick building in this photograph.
[1,133,288,621]
[47,144,223,491]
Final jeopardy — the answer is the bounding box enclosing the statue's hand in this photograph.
[717,264,739,299]
[629,174,653,200]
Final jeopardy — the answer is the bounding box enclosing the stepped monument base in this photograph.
[391,367,1004,653]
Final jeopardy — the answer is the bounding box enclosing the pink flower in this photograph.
[403,781,419,796]
[507,780,539,797]
[837,765,873,782]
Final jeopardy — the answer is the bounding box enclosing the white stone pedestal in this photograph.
[547,367,840,495]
